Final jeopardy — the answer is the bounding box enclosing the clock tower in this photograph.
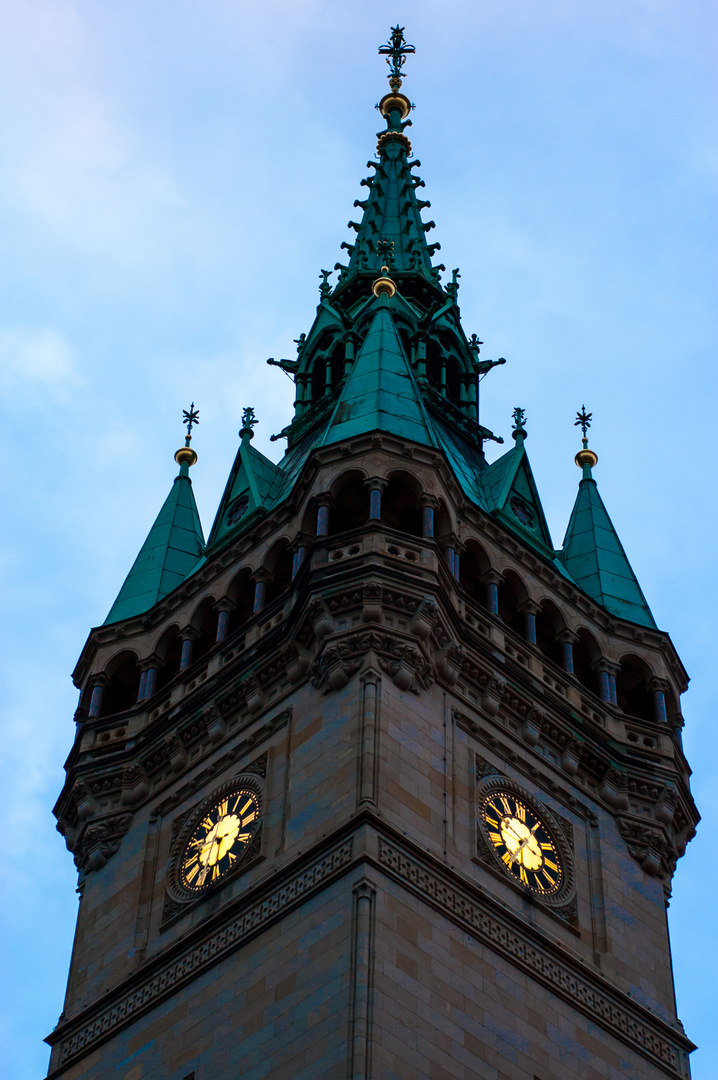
[47,28,698,1080]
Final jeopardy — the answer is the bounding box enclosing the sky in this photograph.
[0,1,715,1076]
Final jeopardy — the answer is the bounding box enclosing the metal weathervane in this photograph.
[182,403,200,442]
[574,405,592,439]
[378,26,415,89]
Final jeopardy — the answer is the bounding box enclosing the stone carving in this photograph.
[309,628,433,694]
[377,838,689,1078]
[616,817,676,880]
[76,812,133,872]
[52,839,354,1066]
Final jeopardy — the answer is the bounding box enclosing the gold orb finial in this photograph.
[372,266,397,298]
[574,447,598,470]
[175,445,198,467]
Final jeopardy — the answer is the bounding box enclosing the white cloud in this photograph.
[0,327,79,388]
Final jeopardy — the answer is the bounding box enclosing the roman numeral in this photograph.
[488,831,503,845]
[540,842,554,852]
[499,796,512,815]
[185,863,200,883]
[544,859,558,873]
[183,853,198,869]
[515,802,526,822]
[502,851,513,866]
[212,865,220,881]
[218,799,229,818]
[519,866,529,886]
[542,870,556,887]
[241,811,256,826]
[237,832,252,843]
[239,798,253,817]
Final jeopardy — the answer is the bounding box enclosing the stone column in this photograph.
[179,628,200,672]
[315,494,334,537]
[649,677,670,725]
[253,570,271,614]
[482,570,503,616]
[87,675,108,719]
[349,880,376,1080]
[557,630,578,675]
[418,494,439,539]
[215,599,236,643]
[520,600,540,645]
[365,477,388,521]
[291,533,311,579]
[137,657,160,701]
[594,660,619,706]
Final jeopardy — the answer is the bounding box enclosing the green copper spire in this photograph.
[559,409,656,628]
[206,407,283,550]
[320,300,436,449]
[104,408,205,625]
[481,408,554,556]
[334,28,440,288]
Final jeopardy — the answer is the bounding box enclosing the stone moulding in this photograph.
[376,837,693,1079]
[46,837,354,1072]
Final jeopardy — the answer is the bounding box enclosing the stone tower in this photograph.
[47,28,698,1080]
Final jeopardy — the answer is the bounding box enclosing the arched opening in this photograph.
[381,472,422,536]
[156,626,182,692]
[309,334,344,402]
[498,571,526,638]
[617,655,654,722]
[328,472,369,536]
[227,568,256,635]
[434,498,452,540]
[535,601,565,667]
[445,356,461,404]
[573,629,600,697]
[264,540,293,607]
[190,597,217,664]
[100,651,140,717]
[460,540,491,607]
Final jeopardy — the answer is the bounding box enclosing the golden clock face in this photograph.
[179,787,261,893]
[480,790,563,896]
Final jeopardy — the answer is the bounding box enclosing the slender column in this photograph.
[649,678,670,725]
[253,579,267,613]
[520,601,540,645]
[291,534,310,579]
[418,494,438,539]
[215,599,236,643]
[558,631,577,675]
[415,335,427,380]
[482,571,503,616]
[138,669,148,701]
[315,494,334,537]
[343,332,358,376]
[179,628,200,672]
[144,666,157,698]
[87,675,108,719]
[594,660,619,705]
[365,477,388,521]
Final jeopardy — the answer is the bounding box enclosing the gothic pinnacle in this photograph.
[574,405,598,477]
[175,402,199,469]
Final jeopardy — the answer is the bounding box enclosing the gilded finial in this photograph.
[377,27,414,125]
[372,264,397,298]
[240,406,258,442]
[512,406,527,442]
[175,402,199,468]
[574,405,598,475]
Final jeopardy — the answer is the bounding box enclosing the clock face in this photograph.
[480,790,563,896]
[179,787,261,894]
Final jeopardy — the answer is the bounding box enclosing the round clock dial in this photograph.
[179,787,261,893]
[480,790,563,896]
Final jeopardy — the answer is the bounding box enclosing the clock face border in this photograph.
[166,774,264,904]
[475,774,575,907]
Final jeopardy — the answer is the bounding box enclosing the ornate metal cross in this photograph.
[574,405,592,437]
[378,26,415,88]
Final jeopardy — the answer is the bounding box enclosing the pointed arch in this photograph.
[498,569,529,638]
[460,539,491,607]
[382,470,423,536]
[328,470,370,536]
[573,628,600,696]
[535,599,565,668]
[263,538,293,606]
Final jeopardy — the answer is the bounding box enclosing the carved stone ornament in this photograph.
[309,628,434,694]
[475,772,576,914]
[164,773,264,909]
[76,812,133,872]
[616,816,676,880]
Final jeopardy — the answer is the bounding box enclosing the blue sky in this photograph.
[1,2,715,1077]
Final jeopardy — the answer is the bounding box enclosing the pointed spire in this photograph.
[334,28,440,289]
[104,407,205,625]
[559,409,656,628]
[206,407,282,549]
[481,407,554,555]
[320,302,436,449]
